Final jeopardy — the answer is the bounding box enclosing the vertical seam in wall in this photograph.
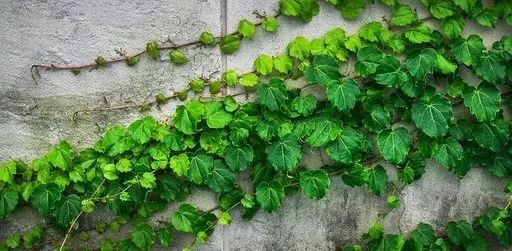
[220,0,227,76]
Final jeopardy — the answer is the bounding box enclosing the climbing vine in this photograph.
[2,0,512,250]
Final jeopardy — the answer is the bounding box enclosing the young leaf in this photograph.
[377,127,411,164]
[392,4,417,26]
[220,35,241,54]
[199,31,216,46]
[262,16,278,32]
[129,116,157,145]
[255,180,285,213]
[170,153,190,177]
[287,36,311,60]
[238,19,255,39]
[405,24,433,44]
[47,141,74,171]
[139,172,157,189]
[273,54,293,74]
[146,41,159,60]
[239,73,259,87]
[299,169,330,199]
[254,54,274,76]
[338,0,367,20]
[204,101,232,129]
[173,100,205,135]
[169,50,188,65]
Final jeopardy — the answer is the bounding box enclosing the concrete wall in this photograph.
[0,0,511,250]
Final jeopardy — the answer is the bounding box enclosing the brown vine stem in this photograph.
[58,178,106,251]
[29,12,282,84]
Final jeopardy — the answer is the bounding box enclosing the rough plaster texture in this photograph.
[0,0,511,250]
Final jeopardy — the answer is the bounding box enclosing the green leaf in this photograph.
[139,172,156,189]
[224,145,254,172]
[441,16,464,39]
[0,161,17,184]
[369,234,406,251]
[411,93,453,137]
[146,41,159,60]
[266,136,303,172]
[475,53,506,83]
[279,0,319,22]
[475,8,498,28]
[131,223,154,251]
[436,54,457,74]
[474,119,509,152]
[101,163,118,181]
[22,225,44,248]
[451,35,485,66]
[31,183,61,215]
[367,165,388,196]
[220,35,241,54]
[273,54,293,74]
[430,0,456,19]
[0,189,18,219]
[239,73,259,87]
[238,19,255,39]
[207,160,236,193]
[405,24,433,44]
[47,141,74,171]
[405,48,438,80]
[256,78,288,111]
[6,233,20,249]
[288,36,310,60]
[129,116,157,145]
[170,153,189,177]
[173,100,205,135]
[433,137,463,169]
[326,127,362,164]
[157,225,173,247]
[364,106,391,133]
[199,31,216,46]
[392,4,417,26]
[172,203,200,233]
[447,220,473,246]
[375,56,408,87]
[377,127,411,164]
[338,0,367,20]
[342,165,369,187]
[116,158,133,173]
[299,169,330,199]
[462,83,501,122]
[262,16,278,32]
[169,50,188,65]
[223,70,238,86]
[188,154,213,184]
[53,194,80,226]
[293,95,317,116]
[204,101,232,129]
[354,46,384,77]
[326,78,360,112]
[304,55,341,85]
[411,223,435,246]
[387,195,399,209]
[452,0,476,13]
[255,180,285,213]
[306,118,342,147]
[254,54,274,76]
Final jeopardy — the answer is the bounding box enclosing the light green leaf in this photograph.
[266,136,302,172]
[392,4,417,26]
[262,16,278,32]
[224,145,254,172]
[273,54,293,74]
[204,101,232,129]
[101,163,118,181]
[255,180,285,213]
[452,0,476,13]
[430,1,456,19]
[338,0,367,20]
[170,153,190,177]
[462,83,501,122]
[0,161,17,184]
[116,158,133,173]
[378,127,411,164]
[146,41,159,60]
[254,54,274,76]
[238,19,255,39]
[256,78,288,111]
[411,93,453,137]
[220,35,240,54]
[279,0,319,22]
[129,116,157,145]
[139,172,156,189]
[287,36,311,60]
[436,54,457,74]
[304,54,341,85]
[299,169,330,199]
[239,73,259,87]
[359,22,392,43]
[326,78,360,112]
[405,24,433,44]
[199,31,215,46]
[47,141,74,171]
[169,50,188,65]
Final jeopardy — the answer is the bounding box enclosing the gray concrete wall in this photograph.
[0,0,511,250]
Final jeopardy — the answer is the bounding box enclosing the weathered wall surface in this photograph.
[0,0,511,250]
